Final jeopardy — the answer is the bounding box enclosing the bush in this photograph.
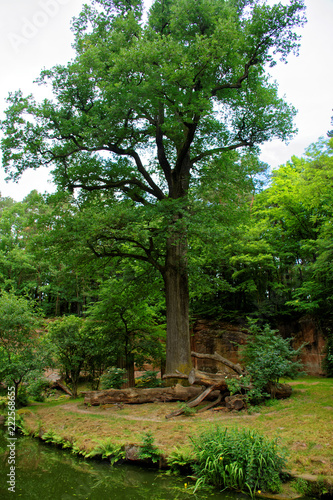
[138,432,161,464]
[167,447,196,474]
[0,395,8,410]
[191,427,287,497]
[240,320,304,402]
[27,378,50,402]
[100,367,127,389]
[86,439,125,464]
[135,370,161,388]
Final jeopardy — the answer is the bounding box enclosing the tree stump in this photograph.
[267,382,293,399]
[225,395,246,411]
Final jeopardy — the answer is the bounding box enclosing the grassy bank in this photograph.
[17,376,333,497]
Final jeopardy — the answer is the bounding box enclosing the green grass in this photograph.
[19,376,333,485]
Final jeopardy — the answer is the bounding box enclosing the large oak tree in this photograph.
[1,0,306,374]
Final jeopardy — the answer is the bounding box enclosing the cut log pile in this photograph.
[83,351,293,418]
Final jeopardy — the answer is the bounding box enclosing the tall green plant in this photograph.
[87,268,165,387]
[138,432,161,464]
[241,320,304,401]
[191,427,287,497]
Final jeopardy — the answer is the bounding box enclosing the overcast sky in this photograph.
[0,0,332,201]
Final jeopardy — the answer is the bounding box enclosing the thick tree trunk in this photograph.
[163,234,192,375]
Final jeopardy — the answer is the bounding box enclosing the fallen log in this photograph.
[196,393,223,413]
[188,368,228,391]
[51,379,73,396]
[165,385,218,419]
[191,351,246,376]
[162,372,188,381]
[83,384,215,406]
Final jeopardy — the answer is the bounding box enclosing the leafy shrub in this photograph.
[293,477,331,498]
[27,377,50,402]
[226,374,251,395]
[138,432,161,463]
[86,439,125,464]
[42,429,63,445]
[191,427,287,497]
[167,446,196,474]
[15,413,30,435]
[135,370,161,388]
[100,367,127,389]
[240,320,304,402]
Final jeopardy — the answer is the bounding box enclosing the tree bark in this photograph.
[117,354,135,388]
[162,372,189,380]
[163,233,192,376]
[196,393,223,413]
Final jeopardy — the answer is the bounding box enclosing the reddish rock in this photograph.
[191,316,327,376]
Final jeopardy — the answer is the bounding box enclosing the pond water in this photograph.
[0,430,249,500]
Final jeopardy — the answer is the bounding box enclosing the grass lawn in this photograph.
[18,376,333,488]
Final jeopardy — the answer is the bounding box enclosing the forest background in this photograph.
[0,0,332,395]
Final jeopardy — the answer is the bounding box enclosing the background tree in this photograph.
[0,192,46,300]
[46,315,99,397]
[0,291,48,401]
[87,264,165,387]
[250,137,333,319]
[1,0,306,374]
[188,149,264,318]
[0,190,98,316]
[194,136,333,324]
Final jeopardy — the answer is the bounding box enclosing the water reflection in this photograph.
[0,431,249,500]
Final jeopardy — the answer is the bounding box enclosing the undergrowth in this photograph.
[86,439,125,464]
[190,426,287,498]
[137,431,161,463]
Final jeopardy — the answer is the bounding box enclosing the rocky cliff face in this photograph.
[190,316,327,376]
[278,316,326,376]
[190,319,248,375]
